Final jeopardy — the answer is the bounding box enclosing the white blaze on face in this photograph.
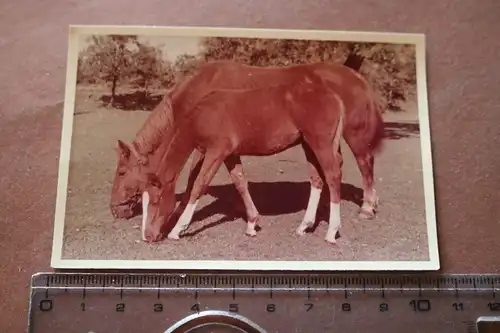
[141,191,150,241]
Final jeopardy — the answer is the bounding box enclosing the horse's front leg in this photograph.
[173,149,204,218]
[223,154,260,237]
[167,149,227,240]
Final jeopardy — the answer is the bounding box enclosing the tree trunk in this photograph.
[110,75,118,106]
[144,80,149,99]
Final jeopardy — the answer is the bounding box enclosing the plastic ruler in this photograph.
[28,272,500,332]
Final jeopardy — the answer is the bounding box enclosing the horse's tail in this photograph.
[347,91,385,158]
[332,94,345,154]
[312,63,385,156]
[364,92,385,155]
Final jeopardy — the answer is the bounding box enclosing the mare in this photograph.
[131,79,347,243]
[110,60,385,236]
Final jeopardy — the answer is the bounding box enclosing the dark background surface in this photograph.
[1,1,499,331]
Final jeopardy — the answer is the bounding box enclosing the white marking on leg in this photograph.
[141,191,150,241]
[325,202,341,244]
[245,216,258,237]
[244,194,259,219]
[360,189,378,219]
[242,191,259,237]
[168,199,200,239]
[296,185,322,235]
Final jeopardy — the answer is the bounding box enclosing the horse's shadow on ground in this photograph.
[99,91,163,111]
[384,122,420,140]
[169,181,363,238]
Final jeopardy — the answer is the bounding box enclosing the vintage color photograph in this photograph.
[51,25,439,270]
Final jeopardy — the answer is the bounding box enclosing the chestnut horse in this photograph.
[131,80,346,243]
[110,60,385,227]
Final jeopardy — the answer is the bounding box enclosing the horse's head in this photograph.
[109,139,149,219]
[140,172,177,243]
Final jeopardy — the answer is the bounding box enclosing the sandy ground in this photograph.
[60,85,431,262]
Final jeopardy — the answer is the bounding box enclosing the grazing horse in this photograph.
[110,60,385,227]
[130,79,346,243]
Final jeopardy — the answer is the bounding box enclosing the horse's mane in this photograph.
[131,96,175,156]
[130,63,222,156]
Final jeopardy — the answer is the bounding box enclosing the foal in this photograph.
[110,60,385,223]
[135,80,346,244]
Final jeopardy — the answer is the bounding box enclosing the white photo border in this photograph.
[50,25,439,271]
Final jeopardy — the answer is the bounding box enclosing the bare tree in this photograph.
[131,42,165,97]
[78,35,137,105]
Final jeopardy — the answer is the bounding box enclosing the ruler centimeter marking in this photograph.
[32,274,500,291]
[28,273,500,333]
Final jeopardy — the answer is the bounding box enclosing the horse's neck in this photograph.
[143,139,170,170]
[132,98,175,157]
[132,70,205,166]
[170,63,225,112]
[156,126,195,186]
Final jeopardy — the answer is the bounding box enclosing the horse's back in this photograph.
[172,60,383,156]
[175,59,370,94]
[193,81,342,132]
[173,59,380,132]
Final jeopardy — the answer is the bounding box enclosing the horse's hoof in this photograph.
[167,233,181,240]
[142,235,162,243]
[324,237,338,246]
[245,227,257,237]
[296,228,308,236]
[324,229,339,245]
[358,209,376,219]
[296,222,312,236]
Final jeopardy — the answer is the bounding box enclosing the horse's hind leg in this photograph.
[303,138,343,244]
[167,148,227,240]
[354,152,379,219]
[224,155,260,237]
[296,142,324,235]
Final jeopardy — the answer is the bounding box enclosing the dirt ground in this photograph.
[60,85,431,263]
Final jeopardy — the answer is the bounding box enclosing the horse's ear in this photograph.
[116,140,131,159]
[131,141,148,165]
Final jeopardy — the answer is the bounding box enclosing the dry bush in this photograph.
[356,43,417,111]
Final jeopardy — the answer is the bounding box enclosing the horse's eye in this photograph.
[118,171,126,176]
